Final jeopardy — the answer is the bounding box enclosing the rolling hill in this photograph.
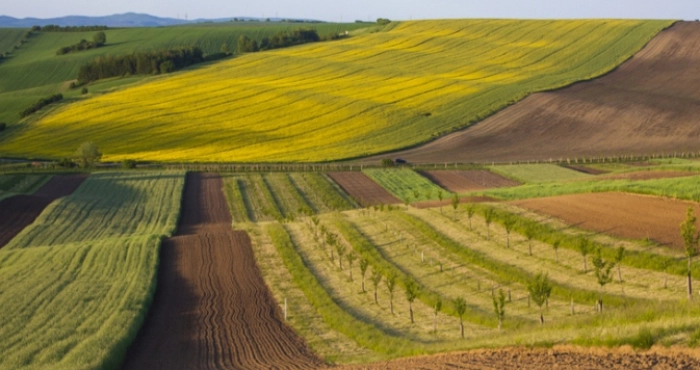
[0,22,370,125]
[379,21,700,164]
[0,19,672,162]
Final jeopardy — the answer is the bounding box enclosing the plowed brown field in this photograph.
[376,22,700,163]
[328,172,400,206]
[345,346,700,369]
[122,173,323,370]
[0,174,86,248]
[512,192,700,250]
[421,170,519,192]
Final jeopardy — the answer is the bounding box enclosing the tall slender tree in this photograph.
[592,249,615,313]
[484,208,494,240]
[451,194,460,221]
[578,238,591,273]
[404,279,420,323]
[493,289,506,331]
[681,207,699,300]
[527,272,552,324]
[370,268,383,304]
[453,297,467,338]
[503,216,516,248]
[614,246,625,283]
[346,252,357,281]
[433,296,442,333]
[466,203,476,230]
[385,271,397,314]
[359,257,369,292]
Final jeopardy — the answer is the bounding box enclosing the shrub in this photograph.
[381,158,395,168]
[57,157,76,168]
[122,159,137,169]
[19,94,63,118]
[0,123,6,131]
[377,18,391,25]
[81,87,88,95]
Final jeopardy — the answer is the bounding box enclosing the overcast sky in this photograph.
[4,0,699,21]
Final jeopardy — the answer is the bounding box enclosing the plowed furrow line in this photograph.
[123,173,322,369]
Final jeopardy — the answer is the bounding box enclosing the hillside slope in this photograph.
[0,22,368,124]
[0,19,672,162]
[383,21,700,163]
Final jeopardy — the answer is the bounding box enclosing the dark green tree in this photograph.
[74,141,102,168]
[527,272,552,324]
[93,31,106,46]
[404,279,420,323]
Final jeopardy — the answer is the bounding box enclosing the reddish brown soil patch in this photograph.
[421,170,519,192]
[327,172,400,207]
[598,170,697,181]
[512,192,700,250]
[122,173,323,370]
[344,346,700,369]
[414,196,498,209]
[562,165,609,175]
[370,22,700,163]
[0,175,86,248]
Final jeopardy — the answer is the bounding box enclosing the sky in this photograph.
[4,0,699,21]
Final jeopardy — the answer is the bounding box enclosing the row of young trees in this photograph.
[76,47,205,84]
[31,25,108,32]
[237,28,321,53]
[56,32,106,55]
[19,94,63,118]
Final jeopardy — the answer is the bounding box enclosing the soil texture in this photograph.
[421,170,519,193]
[327,172,400,207]
[121,173,323,370]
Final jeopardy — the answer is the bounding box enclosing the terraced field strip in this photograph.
[0,20,671,162]
[0,171,184,370]
[123,173,322,369]
[364,168,450,202]
[598,170,698,181]
[328,171,400,206]
[0,174,85,247]
[489,164,592,184]
[512,192,700,251]
[223,172,357,223]
[420,170,519,193]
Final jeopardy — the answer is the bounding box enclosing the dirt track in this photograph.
[0,174,86,248]
[345,346,700,369]
[122,173,323,370]
[327,172,400,206]
[376,22,700,163]
[512,192,700,250]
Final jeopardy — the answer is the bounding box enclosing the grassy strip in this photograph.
[488,164,592,184]
[395,212,634,308]
[298,173,357,211]
[269,173,314,215]
[333,217,496,327]
[481,175,700,202]
[479,204,698,277]
[0,173,51,193]
[265,222,423,357]
[222,177,250,223]
[364,168,451,202]
[249,174,284,221]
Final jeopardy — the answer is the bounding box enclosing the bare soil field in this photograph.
[598,170,697,181]
[421,170,519,192]
[511,192,700,250]
[0,174,86,248]
[327,172,400,206]
[344,346,700,369]
[375,22,700,163]
[122,173,323,370]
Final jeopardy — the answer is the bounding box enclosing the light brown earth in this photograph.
[511,192,700,250]
[345,346,700,369]
[327,172,400,207]
[121,173,323,370]
[414,196,498,209]
[420,170,519,193]
[373,22,700,164]
[0,175,86,248]
[562,165,609,175]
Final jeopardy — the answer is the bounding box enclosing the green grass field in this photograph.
[364,168,451,202]
[0,19,672,162]
[0,171,184,370]
[489,164,592,184]
[0,22,370,125]
[0,173,51,200]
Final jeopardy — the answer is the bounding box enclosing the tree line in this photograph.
[19,94,63,118]
[76,47,207,84]
[56,32,106,55]
[237,28,322,53]
[31,25,108,32]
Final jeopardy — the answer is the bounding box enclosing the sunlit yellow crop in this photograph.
[0,20,672,162]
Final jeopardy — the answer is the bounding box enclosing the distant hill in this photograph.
[0,13,321,28]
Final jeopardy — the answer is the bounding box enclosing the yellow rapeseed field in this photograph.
[0,20,672,162]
